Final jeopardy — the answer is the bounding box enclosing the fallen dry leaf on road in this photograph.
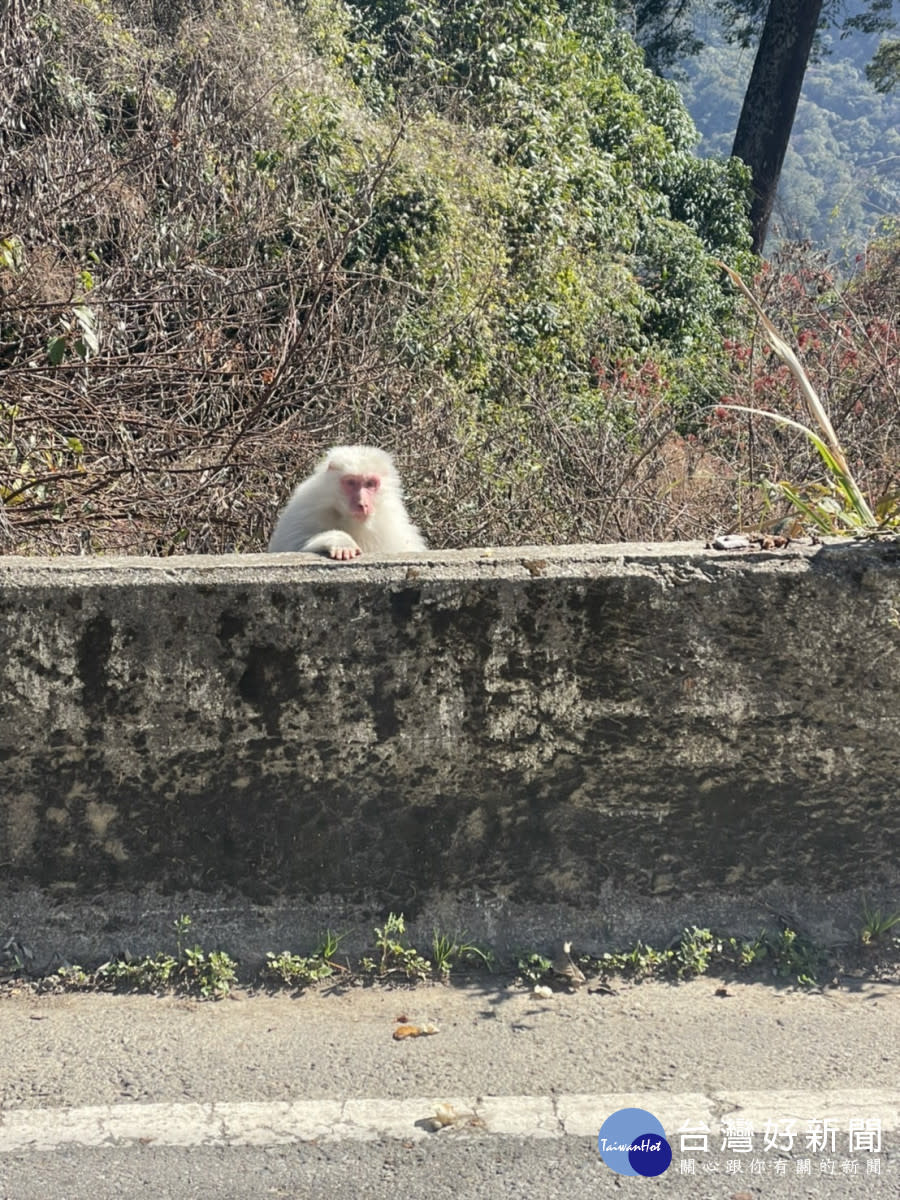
[423,1103,486,1133]
[393,1022,439,1040]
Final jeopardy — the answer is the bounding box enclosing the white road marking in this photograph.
[1,1091,898,1153]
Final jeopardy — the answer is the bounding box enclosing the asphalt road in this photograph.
[1,974,898,1198]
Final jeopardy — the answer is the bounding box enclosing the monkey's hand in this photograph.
[329,544,362,561]
[302,530,363,560]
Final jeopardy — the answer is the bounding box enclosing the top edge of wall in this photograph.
[1,538,897,584]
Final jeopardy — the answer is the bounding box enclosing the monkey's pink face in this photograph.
[340,473,381,520]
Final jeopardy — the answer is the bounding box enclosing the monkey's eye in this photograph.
[363,477,379,490]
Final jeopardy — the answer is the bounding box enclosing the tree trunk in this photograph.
[731,0,824,253]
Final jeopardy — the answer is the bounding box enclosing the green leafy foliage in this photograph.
[0,0,755,555]
[860,900,900,946]
[594,925,825,987]
[866,38,900,92]
[431,930,492,978]
[516,952,553,984]
[262,929,348,987]
[363,912,431,981]
[92,916,237,998]
[11,913,898,996]
[263,951,335,988]
[0,0,894,555]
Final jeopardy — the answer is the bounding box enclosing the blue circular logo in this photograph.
[597,1108,672,1177]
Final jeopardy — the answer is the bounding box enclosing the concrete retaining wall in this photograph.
[1,541,899,962]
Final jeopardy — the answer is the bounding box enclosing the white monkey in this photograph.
[267,445,426,560]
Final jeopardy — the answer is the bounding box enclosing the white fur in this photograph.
[267,445,426,556]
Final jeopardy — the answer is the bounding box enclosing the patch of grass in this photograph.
[315,929,347,961]
[431,929,492,979]
[860,901,900,946]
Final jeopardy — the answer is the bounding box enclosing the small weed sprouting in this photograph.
[172,916,237,997]
[96,954,177,993]
[315,929,347,961]
[263,952,334,989]
[173,914,192,959]
[431,931,454,978]
[54,964,92,990]
[431,930,493,979]
[761,928,823,988]
[94,916,237,999]
[262,929,348,989]
[672,927,723,978]
[601,940,672,981]
[1,938,34,974]
[516,953,552,985]
[715,928,823,988]
[860,901,900,947]
[364,913,431,982]
[178,946,238,999]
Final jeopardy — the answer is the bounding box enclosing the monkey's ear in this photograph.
[325,461,340,472]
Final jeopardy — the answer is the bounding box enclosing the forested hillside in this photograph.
[678,16,900,259]
[1,0,897,554]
